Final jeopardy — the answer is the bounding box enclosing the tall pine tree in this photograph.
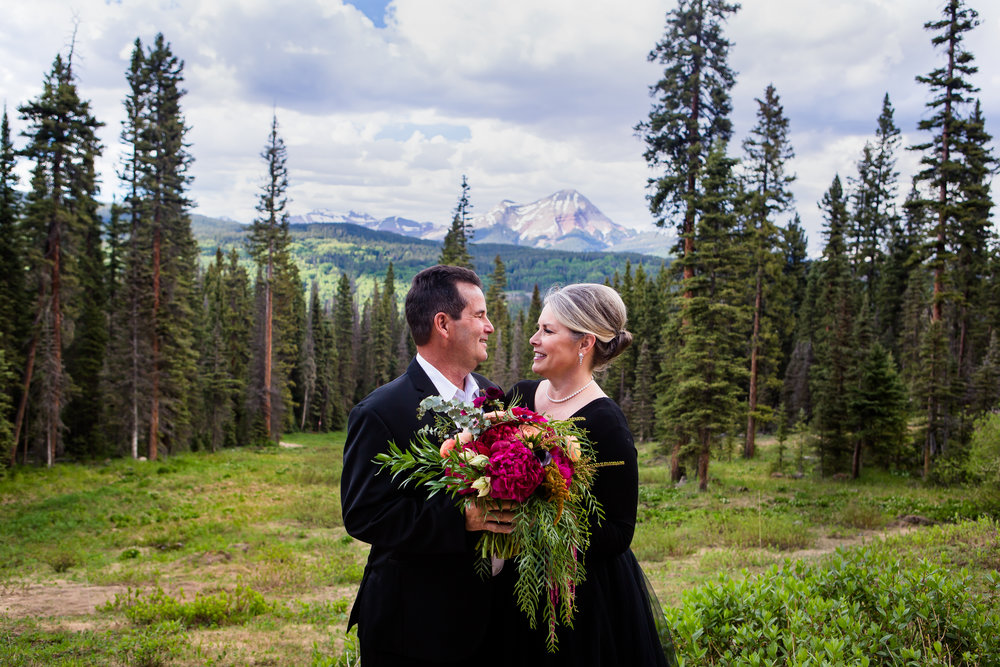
[440,174,474,269]
[17,47,104,465]
[741,83,796,458]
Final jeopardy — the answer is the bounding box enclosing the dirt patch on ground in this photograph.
[0,581,126,618]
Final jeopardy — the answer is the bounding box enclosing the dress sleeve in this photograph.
[340,400,469,554]
[581,402,638,558]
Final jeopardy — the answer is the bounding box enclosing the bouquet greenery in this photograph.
[373,387,608,652]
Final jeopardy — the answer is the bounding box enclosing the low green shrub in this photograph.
[102,584,276,628]
[666,521,1000,666]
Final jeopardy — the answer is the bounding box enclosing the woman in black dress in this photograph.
[504,283,676,666]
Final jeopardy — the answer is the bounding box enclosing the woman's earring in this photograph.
[578,352,584,366]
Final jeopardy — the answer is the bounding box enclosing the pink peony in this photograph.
[512,406,547,423]
[549,446,574,488]
[487,439,545,501]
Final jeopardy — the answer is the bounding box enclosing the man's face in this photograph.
[449,282,494,370]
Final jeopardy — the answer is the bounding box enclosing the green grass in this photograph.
[1,430,998,665]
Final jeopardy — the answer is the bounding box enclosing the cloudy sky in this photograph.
[2,0,998,254]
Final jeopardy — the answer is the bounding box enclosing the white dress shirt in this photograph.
[415,353,480,403]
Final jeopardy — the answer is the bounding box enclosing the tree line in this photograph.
[1,2,998,492]
[628,0,998,489]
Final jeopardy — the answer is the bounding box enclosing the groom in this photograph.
[341,264,516,667]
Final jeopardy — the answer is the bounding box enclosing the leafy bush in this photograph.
[967,411,1000,485]
[666,521,1000,665]
[103,584,276,628]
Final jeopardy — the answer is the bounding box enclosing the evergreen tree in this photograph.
[881,185,930,360]
[440,174,474,269]
[970,331,1000,414]
[637,0,738,275]
[0,108,26,382]
[519,284,543,381]
[104,39,153,459]
[810,176,857,476]
[850,94,902,317]
[373,263,401,387]
[332,272,356,425]
[483,255,510,380]
[247,113,297,443]
[0,108,26,463]
[141,35,199,458]
[850,340,910,477]
[17,48,104,466]
[910,0,995,471]
[741,83,796,458]
[198,250,237,450]
[658,141,749,491]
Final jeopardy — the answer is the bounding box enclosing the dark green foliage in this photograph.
[741,83,797,459]
[18,48,105,466]
[658,142,750,491]
[850,342,910,474]
[637,0,739,231]
[810,176,857,475]
[247,113,303,443]
[909,0,997,472]
[331,273,356,424]
[667,521,1000,665]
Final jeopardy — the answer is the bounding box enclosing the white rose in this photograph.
[468,454,490,468]
[471,476,491,498]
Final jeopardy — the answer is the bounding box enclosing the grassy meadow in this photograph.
[1,433,998,666]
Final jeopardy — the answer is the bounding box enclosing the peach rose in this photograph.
[440,438,457,458]
[565,435,581,462]
[457,430,474,445]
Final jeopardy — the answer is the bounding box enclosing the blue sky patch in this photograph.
[343,0,392,28]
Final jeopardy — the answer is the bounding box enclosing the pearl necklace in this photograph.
[545,378,595,404]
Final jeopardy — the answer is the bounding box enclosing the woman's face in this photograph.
[529,305,583,378]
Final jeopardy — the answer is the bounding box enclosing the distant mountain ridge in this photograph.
[286,189,674,257]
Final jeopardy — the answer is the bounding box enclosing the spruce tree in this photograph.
[810,176,857,476]
[0,108,26,463]
[17,49,104,465]
[247,113,298,443]
[658,141,749,491]
[519,284,543,380]
[850,94,902,314]
[440,174,474,269]
[741,83,796,458]
[0,108,25,381]
[850,342,910,475]
[483,255,510,380]
[332,272,356,422]
[637,0,738,269]
[910,0,995,470]
[104,39,153,458]
[143,35,199,458]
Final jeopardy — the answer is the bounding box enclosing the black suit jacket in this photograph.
[341,358,499,662]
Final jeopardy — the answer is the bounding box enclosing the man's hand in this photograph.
[464,500,517,534]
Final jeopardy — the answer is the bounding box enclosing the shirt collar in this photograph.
[415,353,480,403]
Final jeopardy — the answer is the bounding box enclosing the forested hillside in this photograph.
[191,215,666,305]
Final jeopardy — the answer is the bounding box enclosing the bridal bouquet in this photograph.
[373,387,606,652]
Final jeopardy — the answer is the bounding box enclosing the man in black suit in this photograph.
[341,264,516,666]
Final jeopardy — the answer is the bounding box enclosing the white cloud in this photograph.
[1,0,997,255]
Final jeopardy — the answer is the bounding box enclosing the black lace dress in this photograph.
[502,380,677,667]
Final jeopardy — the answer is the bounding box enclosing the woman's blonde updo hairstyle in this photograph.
[544,283,633,370]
